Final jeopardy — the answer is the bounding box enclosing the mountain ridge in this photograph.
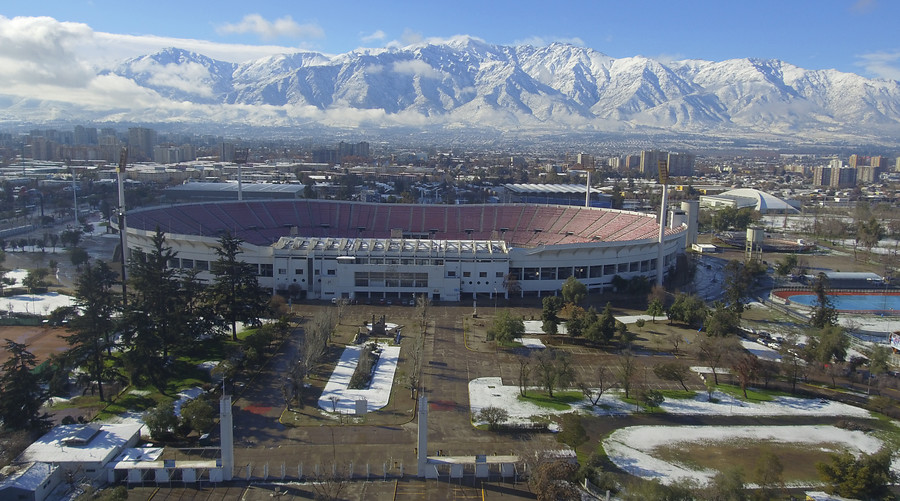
[9,39,900,145]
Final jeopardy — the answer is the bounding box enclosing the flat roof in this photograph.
[19,423,143,465]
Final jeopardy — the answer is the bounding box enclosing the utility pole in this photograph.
[117,147,128,305]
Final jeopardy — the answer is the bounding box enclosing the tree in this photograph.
[578,365,614,406]
[180,397,216,435]
[705,468,747,501]
[476,406,509,431]
[731,353,760,399]
[486,309,524,344]
[646,298,664,323]
[616,351,638,399]
[541,296,563,335]
[810,272,838,328]
[653,361,693,391]
[774,254,798,276]
[66,248,88,271]
[705,302,739,337]
[534,349,574,398]
[753,449,784,500]
[556,413,588,452]
[0,340,49,431]
[667,293,708,328]
[22,267,50,294]
[207,232,269,341]
[868,345,891,377]
[817,448,895,500]
[517,354,532,397]
[587,302,617,344]
[65,260,120,402]
[698,335,740,385]
[144,402,178,440]
[560,276,587,305]
[856,217,884,260]
[528,457,579,501]
[722,260,749,315]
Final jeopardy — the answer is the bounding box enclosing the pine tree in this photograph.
[65,260,120,402]
[0,339,49,431]
[208,232,269,341]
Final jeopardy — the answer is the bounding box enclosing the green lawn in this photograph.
[518,390,583,411]
[715,383,793,402]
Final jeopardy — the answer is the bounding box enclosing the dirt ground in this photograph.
[0,325,70,366]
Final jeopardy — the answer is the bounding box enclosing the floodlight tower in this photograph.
[234,148,249,201]
[656,160,669,287]
[117,147,128,304]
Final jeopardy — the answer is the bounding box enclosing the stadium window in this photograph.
[447,271,456,277]
[574,266,587,279]
[278,268,287,275]
[641,260,649,272]
[433,259,444,266]
[195,260,208,271]
[589,266,603,278]
[524,268,539,280]
[603,264,615,276]
[557,267,573,279]
[540,267,556,280]
[629,261,639,272]
[479,271,487,278]
[327,269,336,275]
[168,258,179,268]
[463,271,471,277]
[295,269,304,275]
[181,258,194,269]
[496,271,504,278]
[259,264,274,277]
[314,269,320,275]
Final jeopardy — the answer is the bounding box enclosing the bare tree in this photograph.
[517,354,532,397]
[311,463,349,501]
[476,406,509,431]
[697,335,740,385]
[416,293,430,335]
[578,365,615,406]
[616,351,638,399]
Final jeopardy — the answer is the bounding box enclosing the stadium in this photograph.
[124,200,689,302]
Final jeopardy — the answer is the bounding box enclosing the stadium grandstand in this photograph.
[124,200,688,302]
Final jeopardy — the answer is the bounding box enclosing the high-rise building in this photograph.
[128,127,157,162]
[813,166,831,186]
[576,153,595,169]
[667,153,695,177]
[218,142,235,162]
[639,150,666,178]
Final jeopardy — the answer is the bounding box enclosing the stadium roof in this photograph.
[167,182,304,194]
[706,188,799,214]
[503,184,588,194]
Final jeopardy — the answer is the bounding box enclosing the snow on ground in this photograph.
[3,269,75,315]
[173,387,204,417]
[470,377,871,421]
[318,343,400,414]
[740,338,782,362]
[604,425,886,486]
[514,338,545,349]
[659,390,871,418]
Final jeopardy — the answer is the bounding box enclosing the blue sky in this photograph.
[1,0,899,80]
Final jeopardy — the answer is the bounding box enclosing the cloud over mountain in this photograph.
[2,33,900,145]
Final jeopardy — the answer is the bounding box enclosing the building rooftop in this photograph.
[18,423,143,465]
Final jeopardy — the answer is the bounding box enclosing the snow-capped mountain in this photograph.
[16,38,900,143]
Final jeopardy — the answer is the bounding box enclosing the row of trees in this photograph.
[64,229,271,401]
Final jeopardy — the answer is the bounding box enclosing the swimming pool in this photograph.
[775,290,900,314]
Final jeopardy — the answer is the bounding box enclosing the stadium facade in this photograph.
[124,200,688,302]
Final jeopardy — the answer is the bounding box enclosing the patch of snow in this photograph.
[318,343,400,414]
[173,387,204,417]
[514,337,546,349]
[604,425,885,486]
[660,390,871,418]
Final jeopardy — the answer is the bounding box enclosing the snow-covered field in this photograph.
[2,269,75,315]
[604,425,888,486]
[318,343,400,414]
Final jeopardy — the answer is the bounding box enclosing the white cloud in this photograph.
[855,51,900,80]
[0,16,96,87]
[514,35,586,48]
[360,30,386,43]
[130,59,215,98]
[392,60,443,79]
[216,14,324,42]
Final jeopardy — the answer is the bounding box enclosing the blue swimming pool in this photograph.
[783,293,900,312]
